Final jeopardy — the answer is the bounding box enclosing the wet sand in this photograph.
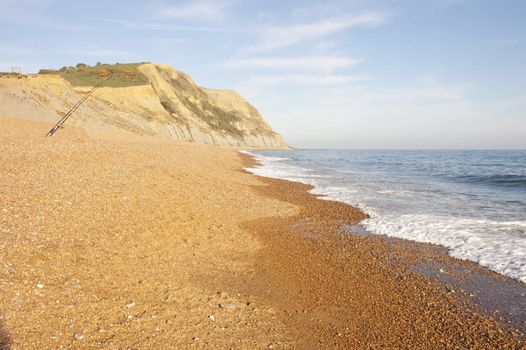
[240,155,525,349]
[0,116,524,349]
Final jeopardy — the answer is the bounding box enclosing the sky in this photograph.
[0,0,525,149]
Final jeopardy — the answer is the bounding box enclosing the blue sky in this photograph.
[1,0,525,148]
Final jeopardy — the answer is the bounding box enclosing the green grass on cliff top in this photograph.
[39,63,149,87]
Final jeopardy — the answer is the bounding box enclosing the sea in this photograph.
[243,149,526,283]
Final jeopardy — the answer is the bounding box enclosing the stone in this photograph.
[36,283,44,289]
[219,303,236,310]
[74,332,84,340]
[208,315,215,321]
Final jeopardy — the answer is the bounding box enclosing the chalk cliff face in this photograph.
[0,63,287,148]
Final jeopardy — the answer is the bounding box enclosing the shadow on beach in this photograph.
[0,321,10,350]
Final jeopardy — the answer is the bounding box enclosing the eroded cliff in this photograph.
[0,63,287,148]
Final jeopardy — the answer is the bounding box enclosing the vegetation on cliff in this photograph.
[39,63,149,87]
[0,62,287,147]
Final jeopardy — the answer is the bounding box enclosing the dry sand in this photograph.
[0,117,524,349]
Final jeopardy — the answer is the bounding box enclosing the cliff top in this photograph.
[38,62,150,87]
[0,62,288,148]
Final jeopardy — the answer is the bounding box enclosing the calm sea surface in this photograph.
[244,150,526,283]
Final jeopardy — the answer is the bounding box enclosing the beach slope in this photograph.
[0,117,523,349]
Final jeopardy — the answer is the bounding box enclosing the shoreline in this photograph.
[0,116,524,348]
[239,152,525,348]
[243,149,526,285]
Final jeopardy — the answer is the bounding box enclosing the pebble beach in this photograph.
[0,116,524,349]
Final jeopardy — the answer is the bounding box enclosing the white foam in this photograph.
[241,150,526,283]
[364,214,526,283]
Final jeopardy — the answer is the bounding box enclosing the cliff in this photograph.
[0,63,287,148]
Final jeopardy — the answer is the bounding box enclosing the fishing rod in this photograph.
[45,75,110,137]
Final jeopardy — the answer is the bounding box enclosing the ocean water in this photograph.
[243,150,526,283]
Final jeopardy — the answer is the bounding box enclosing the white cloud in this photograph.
[224,56,360,72]
[0,0,91,30]
[292,98,526,149]
[371,84,471,102]
[235,73,365,98]
[0,0,53,11]
[149,37,189,45]
[246,74,362,85]
[0,45,35,55]
[500,36,525,46]
[157,0,231,21]
[55,48,131,57]
[95,18,235,33]
[239,12,388,54]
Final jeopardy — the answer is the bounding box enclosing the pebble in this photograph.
[219,303,236,310]
[73,332,84,340]
[126,301,136,308]
[208,315,215,321]
[36,283,44,289]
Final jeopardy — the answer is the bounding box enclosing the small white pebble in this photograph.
[219,303,236,310]
[208,315,215,321]
[36,283,44,289]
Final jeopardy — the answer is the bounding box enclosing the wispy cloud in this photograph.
[156,0,231,21]
[0,45,35,55]
[0,0,54,11]
[95,17,236,33]
[235,73,366,98]
[148,37,189,46]
[499,36,525,46]
[239,12,388,54]
[224,56,360,73]
[0,1,92,31]
[55,48,131,57]
[373,84,470,102]
[421,0,479,14]
[0,0,86,31]
[248,74,363,85]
